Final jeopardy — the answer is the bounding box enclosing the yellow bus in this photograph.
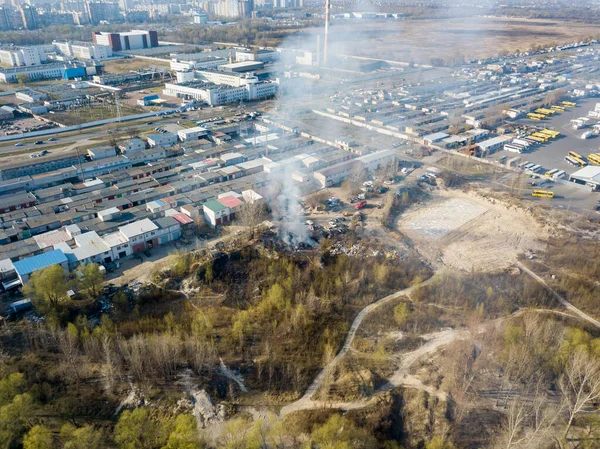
[568,151,583,159]
[537,108,555,115]
[562,101,576,108]
[532,190,554,198]
[588,154,600,166]
[527,113,542,120]
[528,135,545,143]
[572,156,588,167]
[551,105,565,111]
[532,133,550,141]
[540,129,560,138]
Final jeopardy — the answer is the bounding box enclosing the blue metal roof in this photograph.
[13,249,68,276]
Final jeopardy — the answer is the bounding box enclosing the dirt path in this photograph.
[517,262,600,329]
[280,326,461,415]
[380,328,461,400]
[280,279,435,416]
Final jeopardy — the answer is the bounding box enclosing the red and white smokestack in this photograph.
[324,0,330,65]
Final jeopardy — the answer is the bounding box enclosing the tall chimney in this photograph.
[323,0,330,65]
[316,35,320,66]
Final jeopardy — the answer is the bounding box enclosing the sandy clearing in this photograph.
[398,190,548,272]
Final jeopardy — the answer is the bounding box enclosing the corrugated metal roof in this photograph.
[13,249,68,276]
[171,213,193,225]
[119,218,158,238]
[218,196,243,208]
[203,199,229,213]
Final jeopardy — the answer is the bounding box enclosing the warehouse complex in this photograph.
[0,117,396,291]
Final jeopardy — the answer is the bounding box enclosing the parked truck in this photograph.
[7,299,33,318]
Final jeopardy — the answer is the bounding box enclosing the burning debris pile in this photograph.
[258,228,317,254]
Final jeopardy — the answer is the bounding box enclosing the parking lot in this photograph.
[0,116,56,137]
[491,97,600,175]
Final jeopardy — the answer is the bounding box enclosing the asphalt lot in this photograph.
[492,97,600,175]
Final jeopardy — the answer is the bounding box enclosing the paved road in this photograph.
[517,261,600,329]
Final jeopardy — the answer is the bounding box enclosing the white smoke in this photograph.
[266,169,310,245]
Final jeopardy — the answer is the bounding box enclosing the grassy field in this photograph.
[102,57,170,73]
[296,17,600,65]
[49,103,146,126]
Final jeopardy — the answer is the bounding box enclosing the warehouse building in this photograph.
[13,249,69,284]
[178,126,208,142]
[569,166,600,191]
[92,30,158,51]
[203,199,231,226]
[236,49,279,64]
[218,61,264,73]
[147,132,178,148]
[163,80,278,107]
[53,41,113,60]
[477,136,511,156]
[0,62,95,83]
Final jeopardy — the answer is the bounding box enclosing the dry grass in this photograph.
[102,57,169,74]
[298,17,600,64]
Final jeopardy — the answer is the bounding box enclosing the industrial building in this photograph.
[236,49,279,64]
[178,126,208,142]
[147,132,178,148]
[219,61,265,73]
[170,57,227,72]
[53,41,113,60]
[12,249,69,284]
[569,166,600,191]
[163,80,278,107]
[92,30,159,51]
[0,62,95,83]
[0,45,50,66]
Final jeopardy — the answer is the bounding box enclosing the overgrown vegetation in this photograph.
[0,242,431,447]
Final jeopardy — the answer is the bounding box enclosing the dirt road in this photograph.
[280,324,460,415]
[280,279,436,416]
[517,262,600,329]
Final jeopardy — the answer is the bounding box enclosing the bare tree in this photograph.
[237,200,266,238]
[559,348,600,441]
[498,376,562,449]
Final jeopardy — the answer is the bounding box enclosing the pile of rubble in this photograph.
[329,242,404,260]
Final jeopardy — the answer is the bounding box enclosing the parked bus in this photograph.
[504,144,524,153]
[568,155,588,167]
[532,190,554,198]
[565,156,580,166]
[527,113,543,120]
[555,170,566,179]
[551,105,565,111]
[540,129,560,138]
[562,101,576,108]
[538,108,555,115]
[588,154,600,166]
[568,151,583,159]
[528,136,545,143]
[545,169,559,178]
[532,133,550,141]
